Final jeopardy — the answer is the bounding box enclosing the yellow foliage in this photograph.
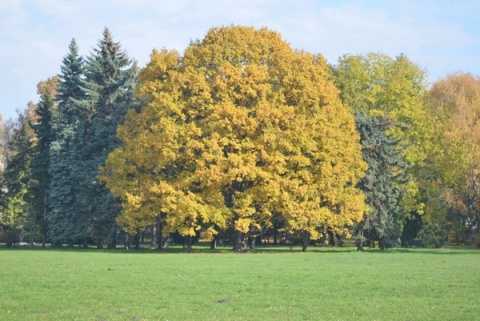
[100,26,367,238]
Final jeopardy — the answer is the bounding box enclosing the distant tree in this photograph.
[429,73,480,245]
[355,112,408,250]
[100,26,367,252]
[30,82,56,247]
[0,112,34,246]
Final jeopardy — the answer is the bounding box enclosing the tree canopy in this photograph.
[100,26,367,251]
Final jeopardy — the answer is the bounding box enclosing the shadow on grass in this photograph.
[0,242,478,255]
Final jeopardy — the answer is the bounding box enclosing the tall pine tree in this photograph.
[49,38,87,246]
[30,89,54,247]
[76,28,138,248]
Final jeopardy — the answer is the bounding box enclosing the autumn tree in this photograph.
[429,73,480,245]
[100,26,367,252]
[0,111,35,246]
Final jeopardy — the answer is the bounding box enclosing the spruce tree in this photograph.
[76,28,138,248]
[30,90,54,247]
[355,112,408,250]
[49,38,87,246]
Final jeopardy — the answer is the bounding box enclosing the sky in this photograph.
[1,0,479,121]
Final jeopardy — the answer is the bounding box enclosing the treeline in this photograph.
[0,26,479,251]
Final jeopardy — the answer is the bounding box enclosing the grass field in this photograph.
[0,245,479,321]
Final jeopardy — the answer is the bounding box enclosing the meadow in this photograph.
[0,245,479,321]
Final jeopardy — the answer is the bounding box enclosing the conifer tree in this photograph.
[49,39,86,246]
[30,89,54,247]
[76,28,138,248]
[355,112,408,250]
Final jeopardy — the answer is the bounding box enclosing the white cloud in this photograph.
[1,0,479,120]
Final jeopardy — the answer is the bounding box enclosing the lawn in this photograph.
[0,245,479,321]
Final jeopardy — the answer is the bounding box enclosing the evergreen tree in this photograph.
[49,39,87,246]
[30,90,54,247]
[355,112,408,250]
[76,28,138,248]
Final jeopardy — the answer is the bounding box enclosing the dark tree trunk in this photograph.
[42,193,47,249]
[357,230,364,251]
[41,233,46,249]
[134,232,140,249]
[107,230,117,249]
[158,219,168,249]
[29,209,36,248]
[184,235,192,251]
[210,234,219,250]
[465,226,477,246]
[150,223,158,250]
[302,231,310,252]
[234,231,248,252]
[249,237,256,250]
[160,236,169,249]
[124,233,131,250]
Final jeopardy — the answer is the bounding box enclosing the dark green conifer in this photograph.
[355,112,408,250]
[76,28,138,248]
[30,90,54,247]
[49,38,86,246]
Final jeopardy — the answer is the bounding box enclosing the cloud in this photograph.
[1,0,479,120]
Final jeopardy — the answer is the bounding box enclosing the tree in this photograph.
[0,112,35,246]
[100,26,367,252]
[332,53,438,242]
[30,82,56,247]
[355,112,408,250]
[76,28,138,248]
[49,39,87,246]
[429,73,480,245]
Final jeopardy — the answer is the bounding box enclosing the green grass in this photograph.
[1,246,479,321]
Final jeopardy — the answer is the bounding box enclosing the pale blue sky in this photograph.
[1,0,479,120]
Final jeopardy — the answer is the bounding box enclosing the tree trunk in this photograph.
[184,235,192,251]
[249,237,256,250]
[124,233,131,250]
[160,236,169,249]
[357,230,364,251]
[42,193,47,248]
[134,232,140,249]
[210,235,217,250]
[233,231,248,252]
[302,231,310,252]
[150,223,158,250]
[107,230,117,249]
[29,209,36,248]
[465,226,477,245]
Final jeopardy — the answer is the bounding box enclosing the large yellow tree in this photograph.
[100,26,367,251]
